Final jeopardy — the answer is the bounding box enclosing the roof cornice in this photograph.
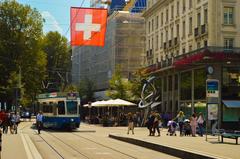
[142,0,170,17]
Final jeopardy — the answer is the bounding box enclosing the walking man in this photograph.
[36,111,43,134]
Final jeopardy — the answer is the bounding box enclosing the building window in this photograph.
[171,5,174,19]
[148,39,150,50]
[189,17,192,35]
[166,30,168,42]
[204,40,208,47]
[180,71,192,100]
[177,1,180,16]
[197,12,201,26]
[176,24,180,36]
[189,45,192,51]
[222,67,240,122]
[224,38,234,49]
[197,42,201,49]
[182,21,186,38]
[194,68,206,100]
[166,9,169,23]
[189,0,192,9]
[156,16,159,29]
[161,33,163,48]
[204,8,208,24]
[183,0,186,13]
[224,7,234,25]
[152,19,154,31]
[152,37,154,49]
[156,35,159,50]
[148,21,151,33]
[161,12,163,26]
[182,47,186,54]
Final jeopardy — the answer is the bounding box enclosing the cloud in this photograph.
[41,11,63,34]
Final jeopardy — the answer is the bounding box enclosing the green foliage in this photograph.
[0,0,46,105]
[78,78,95,103]
[106,66,130,100]
[128,70,147,101]
[42,31,71,92]
[64,84,78,92]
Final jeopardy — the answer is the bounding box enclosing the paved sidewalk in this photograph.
[107,126,240,159]
[1,122,30,159]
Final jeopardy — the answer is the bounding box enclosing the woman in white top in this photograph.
[197,112,204,136]
[190,113,197,137]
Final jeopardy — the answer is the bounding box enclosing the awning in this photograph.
[222,100,240,108]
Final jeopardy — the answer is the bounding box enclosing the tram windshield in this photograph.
[66,101,78,114]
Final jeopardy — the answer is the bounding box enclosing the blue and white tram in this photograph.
[37,92,80,129]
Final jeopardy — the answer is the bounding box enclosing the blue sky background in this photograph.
[17,0,90,41]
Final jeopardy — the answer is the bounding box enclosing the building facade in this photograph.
[143,0,240,129]
[90,0,146,13]
[71,11,145,99]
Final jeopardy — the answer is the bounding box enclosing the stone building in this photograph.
[143,0,240,129]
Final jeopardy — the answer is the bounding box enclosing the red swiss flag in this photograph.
[71,7,107,47]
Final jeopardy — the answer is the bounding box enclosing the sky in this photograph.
[17,0,90,41]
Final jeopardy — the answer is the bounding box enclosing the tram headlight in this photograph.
[71,118,74,122]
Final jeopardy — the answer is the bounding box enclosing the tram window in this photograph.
[43,104,53,113]
[66,101,77,114]
[58,101,65,115]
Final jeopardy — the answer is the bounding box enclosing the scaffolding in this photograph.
[71,12,145,93]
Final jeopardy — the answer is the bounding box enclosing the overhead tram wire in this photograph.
[63,0,86,38]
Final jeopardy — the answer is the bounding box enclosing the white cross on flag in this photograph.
[71,7,107,47]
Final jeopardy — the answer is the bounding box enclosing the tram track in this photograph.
[71,132,138,159]
[41,130,137,159]
[37,131,90,159]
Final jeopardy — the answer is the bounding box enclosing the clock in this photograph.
[207,66,214,75]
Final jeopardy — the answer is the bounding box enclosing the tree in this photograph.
[106,65,130,100]
[42,31,71,92]
[78,78,95,104]
[0,0,46,106]
[128,70,147,102]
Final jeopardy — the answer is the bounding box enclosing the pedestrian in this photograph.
[2,112,10,134]
[36,111,43,134]
[10,112,16,134]
[146,111,155,136]
[127,112,134,134]
[190,113,197,137]
[153,112,161,136]
[197,112,204,136]
[175,111,185,136]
